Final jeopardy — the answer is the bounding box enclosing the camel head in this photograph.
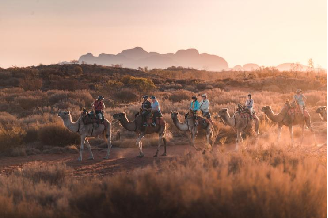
[57,111,71,120]
[316,106,326,114]
[218,108,229,118]
[113,112,126,121]
[170,111,179,119]
[261,106,272,114]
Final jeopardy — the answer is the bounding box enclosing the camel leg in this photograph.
[277,124,282,143]
[235,130,242,151]
[162,138,167,156]
[78,136,85,161]
[190,129,200,151]
[85,139,94,160]
[154,133,164,157]
[254,115,260,135]
[306,118,317,146]
[289,125,294,147]
[188,128,197,150]
[104,134,112,160]
[136,134,145,158]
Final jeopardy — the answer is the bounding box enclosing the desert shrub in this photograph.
[0,127,26,152]
[19,78,43,91]
[121,75,156,92]
[24,128,39,143]
[169,91,190,103]
[113,89,139,103]
[16,96,43,110]
[17,162,67,185]
[74,66,83,75]
[50,79,87,91]
[0,112,18,127]
[38,124,80,147]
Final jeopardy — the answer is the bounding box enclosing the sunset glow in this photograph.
[1,0,326,68]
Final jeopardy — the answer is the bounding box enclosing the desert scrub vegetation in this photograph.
[0,146,326,218]
[0,64,326,154]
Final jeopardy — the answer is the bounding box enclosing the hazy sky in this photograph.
[0,0,326,68]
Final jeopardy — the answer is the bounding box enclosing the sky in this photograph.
[0,0,326,68]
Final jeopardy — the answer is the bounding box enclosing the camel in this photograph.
[261,102,315,145]
[316,106,327,122]
[58,111,112,161]
[218,108,259,150]
[170,112,213,151]
[112,112,167,157]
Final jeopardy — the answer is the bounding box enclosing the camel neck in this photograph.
[172,116,189,131]
[265,108,285,123]
[120,115,136,131]
[222,113,235,127]
[62,115,79,132]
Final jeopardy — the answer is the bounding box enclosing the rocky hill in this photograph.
[78,47,228,71]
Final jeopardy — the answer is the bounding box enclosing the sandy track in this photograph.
[0,145,202,178]
[0,123,326,178]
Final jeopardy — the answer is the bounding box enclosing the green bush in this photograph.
[121,75,156,92]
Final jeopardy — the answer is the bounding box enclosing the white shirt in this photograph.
[200,99,210,113]
[245,99,254,108]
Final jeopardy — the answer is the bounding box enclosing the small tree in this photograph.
[71,60,79,65]
[308,58,314,72]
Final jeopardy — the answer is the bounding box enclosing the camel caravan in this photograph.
[57,90,326,161]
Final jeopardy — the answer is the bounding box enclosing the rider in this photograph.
[294,89,307,114]
[151,96,161,126]
[199,93,210,119]
[245,94,254,115]
[190,96,200,125]
[141,95,152,126]
[92,95,105,122]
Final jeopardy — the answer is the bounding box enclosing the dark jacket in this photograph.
[142,100,151,110]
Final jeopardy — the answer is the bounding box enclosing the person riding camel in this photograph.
[92,95,105,122]
[294,89,307,115]
[245,94,254,116]
[151,96,161,126]
[199,93,210,119]
[141,95,152,126]
[190,96,200,125]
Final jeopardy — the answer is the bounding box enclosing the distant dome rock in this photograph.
[233,65,243,71]
[76,47,228,71]
[119,47,149,59]
[175,48,199,56]
[243,63,260,71]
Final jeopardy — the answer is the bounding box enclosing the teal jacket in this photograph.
[190,100,200,111]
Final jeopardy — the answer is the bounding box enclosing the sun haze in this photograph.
[0,0,326,68]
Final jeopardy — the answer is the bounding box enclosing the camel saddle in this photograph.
[288,103,310,118]
[146,116,165,126]
[81,111,106,126]
[186,112,210,127]
[236,104,253,119]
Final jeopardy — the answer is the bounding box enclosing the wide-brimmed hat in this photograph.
[151,96,156,99]
[201,94,207,97]
[296,89,302,93]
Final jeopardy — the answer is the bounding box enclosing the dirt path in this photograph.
[0,145,205,178]
[0,123,326,178]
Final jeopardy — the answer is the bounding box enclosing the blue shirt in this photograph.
[151,101,160,112]
[294,94,305,106]
[190,100,200,111]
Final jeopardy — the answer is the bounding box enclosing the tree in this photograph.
[308,58,314,71]
[71,60,79,65]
